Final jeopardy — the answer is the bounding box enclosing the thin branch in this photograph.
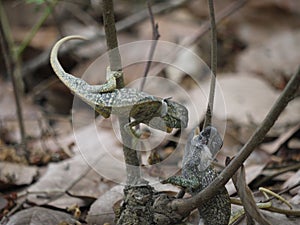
[253,162,300,187]
[102,0,141,185]
[139,0,160,91]
[172,66,300,215]
[102,0,123,82]
[148,0,248,78]
[259,187,292,209]
[232,166,271,225]
[231,198,300,217]
[203,0,217,128]
[262,180,300,203]
[0,2,27,151]
[22,0,189,79]
[16,0,58,58]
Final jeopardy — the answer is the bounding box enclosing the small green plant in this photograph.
[26,0,47,5]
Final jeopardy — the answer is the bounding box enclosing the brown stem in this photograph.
[149,0,248,80]
[203,0,217,128]
[102,0,141,184]
[0,7,27,152]
[102,0,123,80]
[139,0,160,91]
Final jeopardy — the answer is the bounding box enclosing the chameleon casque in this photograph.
[163,126,231,225]
[50,36,188,134]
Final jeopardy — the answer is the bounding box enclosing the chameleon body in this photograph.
[163,126,231,225]
[50,36,188,133]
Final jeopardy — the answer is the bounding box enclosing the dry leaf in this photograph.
[86,185,124,225]
[232,165,271,225]
[0,162,38,189]
[261,124,300,154]
[212,74,300,137]
[282,170,300,196]
[6,207,78,225]
[237,31,300,88]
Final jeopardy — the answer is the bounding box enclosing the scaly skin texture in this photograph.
[50,36,188,133]
[163,126,231,225]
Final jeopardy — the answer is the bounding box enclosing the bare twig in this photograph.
[102,0,122,74]
[231,198,300,217]
[203,0,217,128]
[0,3,27,151]
[172,66,300,215]
[16,0,58,57]
[102,0,141,184]
[22,0,189,78]
[148,0,248,78]
[259,187,292,209]
[232,166,271,225]
[262,180,300,203]
[139,0,160,91]
[254,163,300,187]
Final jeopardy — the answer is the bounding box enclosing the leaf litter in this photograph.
[1,0,300,224]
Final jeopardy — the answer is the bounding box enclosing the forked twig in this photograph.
[102,0,142,184]
[139,0,160,91]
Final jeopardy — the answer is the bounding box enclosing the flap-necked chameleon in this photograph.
[50,36,188,133]
[162,126,231,225]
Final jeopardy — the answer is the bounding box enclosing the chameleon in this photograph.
[50,35,188,134]
[162,126,231,225]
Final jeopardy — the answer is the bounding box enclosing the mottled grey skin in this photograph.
[50,36,188,133]
[163,126,231,225]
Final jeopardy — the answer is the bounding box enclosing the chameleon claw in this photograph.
[124,123,141,139]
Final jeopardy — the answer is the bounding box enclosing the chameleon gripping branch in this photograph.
[50,35,189,136]
[162,126,230,225]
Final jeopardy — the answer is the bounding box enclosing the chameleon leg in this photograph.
[88,75,117,93]
[124,121,143,139]
[162,176,199,189]
[89,67,123,93]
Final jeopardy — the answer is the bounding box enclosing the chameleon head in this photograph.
[161,99,188,131]
[193,126,223,158]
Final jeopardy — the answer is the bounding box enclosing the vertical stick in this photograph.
[0,6,27,153]
[102,0,124,89]
[102,0,141,184]
[139,0,160,91]
[203,0,217,128]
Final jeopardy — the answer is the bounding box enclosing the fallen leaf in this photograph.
[26,155,105,208]
[282,170,300,195]
[237,31,300,88]
[260,124,300,154]
[86,185,124,225]
[207,74,300,138]
[226,163,267,195]
[0,162,38,189]
[6,207,78,225]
